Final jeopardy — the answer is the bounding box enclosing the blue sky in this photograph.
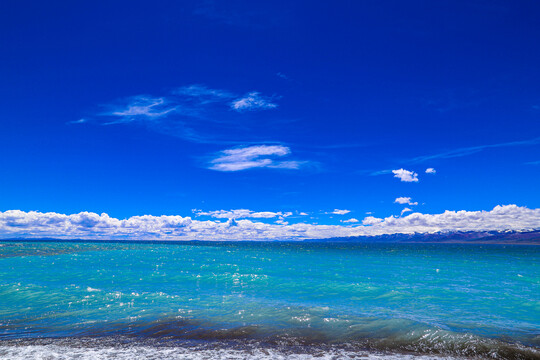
[1,1,539,239]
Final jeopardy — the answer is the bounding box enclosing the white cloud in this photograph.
[401,208,412,216]
[208,145,305,172]
[231,92,278,111]
[85,85,278,142]
[362,205,540,234]
[342,218,359,223]
[109,96,176,121]
[362,216,384,226]
[299,212,308,216]
[68,118,87,124]
[267,161,305,169]
[425,168,436,174]
[194,209,292,219]
[329,209,351,215]
[394,197,418,206]
[174,84,234,103]
[392,169,419,182]
[1,205,539,241]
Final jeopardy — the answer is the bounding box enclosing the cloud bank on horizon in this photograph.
[1,205,539,241]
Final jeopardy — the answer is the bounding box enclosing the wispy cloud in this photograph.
[409,137,540,164]
[208,145,307,172]
[425,168,436,174]
[106,96,177,123]
[392,169,419,182]
[67,118,88,124]
[76,85,279,143]
[369,169,392,176]
[395,197,418,205]
[341,218,359,223]
[1,205,539,240]
[174,84,234,103]
[231,92,278,112]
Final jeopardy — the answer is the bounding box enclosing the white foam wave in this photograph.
[0,344,460,360]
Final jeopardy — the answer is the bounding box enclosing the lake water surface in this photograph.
[0,241,538,359]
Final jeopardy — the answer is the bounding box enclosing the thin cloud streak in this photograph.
[408,137,540,164]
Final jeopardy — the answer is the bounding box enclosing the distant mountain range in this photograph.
[307,230,540,244]
[1,230,539,244]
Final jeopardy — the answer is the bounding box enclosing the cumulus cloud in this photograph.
[342,218,359,223]
[208,145,306,171]
[230,92,277,111]
[394,197,418,206]
[328,209,351,215]
[392,169,419,182]
[1,205,539,241]
[193,209,292,219]
[425,168,436,174]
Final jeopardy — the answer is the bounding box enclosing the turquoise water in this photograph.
[0,241,539,359]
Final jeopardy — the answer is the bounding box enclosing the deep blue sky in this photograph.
[1,0,539,225]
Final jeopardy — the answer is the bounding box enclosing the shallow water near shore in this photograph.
[0,241,539,359]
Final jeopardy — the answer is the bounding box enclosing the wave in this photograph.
[0,341,458,360]
[1,317,538,359]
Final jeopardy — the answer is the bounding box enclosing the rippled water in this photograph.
[0,241,538,359]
